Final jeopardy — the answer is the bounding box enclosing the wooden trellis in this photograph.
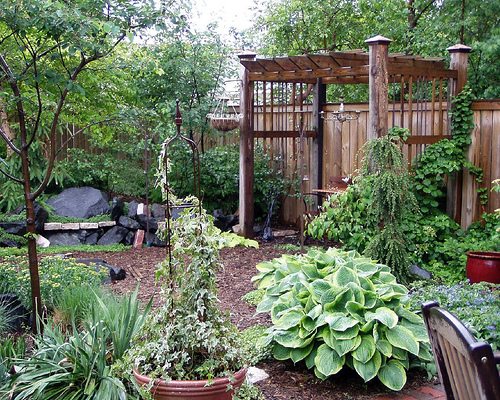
[237,37,471,237]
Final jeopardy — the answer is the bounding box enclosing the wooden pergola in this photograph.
[237,36,471,237]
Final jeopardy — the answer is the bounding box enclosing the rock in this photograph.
[151,203,165,219]
[0,221,26,236]
[84,232,100,245]
[410,264,432,280]
[136,214,158,232]
[246,367,269,384]
[262,226,273,241]
[0,237,22,248]
[124,231,135,246]
[0,294,30,332]
[133,229,145,249]
[12,201,48,232]
[118,216,140,230]
[109,266,126,281]
[213,209,238,231]
[45,232,82,246]
[110,197,124,221]
[36,234,50,248]
[145,232,166,247]
[46,187,110,219]
[75,258,126,282]
[97,226,130,245]
[127,201,139,218]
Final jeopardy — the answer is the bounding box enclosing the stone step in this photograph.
[43,221,115,231]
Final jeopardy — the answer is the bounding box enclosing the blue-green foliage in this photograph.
[407,281,499,350]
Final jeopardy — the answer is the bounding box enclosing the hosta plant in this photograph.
[253,248,432,391]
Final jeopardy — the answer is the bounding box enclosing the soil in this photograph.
[67,233,428,400]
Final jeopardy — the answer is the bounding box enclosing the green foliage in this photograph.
[45,213,111,224]
[413,87,476,214]
[359,130,417,284]
[307,183,377,252]
[0,301,13,335]
[253,248,431,391]
[0,337,26,387]
[126,198,256,382]
[0,243,129,257]
[422,212,500,284]
[0,227,27,247]
[240,325,272,365]
[3,288,149,399]
[168,144,290,216]
[242,289,265,306]
[233,382,266,400]
[406,281,500,350]
[0,256,107,310]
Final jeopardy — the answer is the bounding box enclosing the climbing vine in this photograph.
[413,86,483,213]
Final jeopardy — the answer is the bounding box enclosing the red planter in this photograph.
[466,251,500,284]
[132,368,247,400]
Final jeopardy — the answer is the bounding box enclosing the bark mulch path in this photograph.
[70,235,444,400]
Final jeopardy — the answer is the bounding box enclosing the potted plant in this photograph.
[124,196,257,400]
[466,179,500,284]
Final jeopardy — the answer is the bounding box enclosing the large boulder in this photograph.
[97,226,129,245]
[151,203,165,219]
[145,232,166,247]
[45,232,82,246]
[47,187,110,219]
[0,221,26,236]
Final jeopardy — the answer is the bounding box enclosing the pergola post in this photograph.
[446,44,472,224]
[238,52,256,238]
[366,35,392,140]
[311,78,326,209]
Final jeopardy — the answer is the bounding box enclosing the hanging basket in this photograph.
[207,97,242,132]
[208,117,240,132]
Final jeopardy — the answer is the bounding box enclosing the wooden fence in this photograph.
[202,100,499,228]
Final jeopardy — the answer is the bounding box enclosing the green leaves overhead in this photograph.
[253,248,431,391]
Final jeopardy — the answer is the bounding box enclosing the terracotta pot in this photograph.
[466,251,500,284]
[132,368,247,400]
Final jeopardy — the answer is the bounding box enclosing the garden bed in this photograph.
[65,236,431,399]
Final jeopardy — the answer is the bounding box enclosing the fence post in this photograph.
[366,35,392,140]
[238,52,256,238]
[447,44,472,225]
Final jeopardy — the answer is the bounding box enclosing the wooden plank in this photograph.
[273,57,300,71]
[258,59,285,72]
[388,65,458,79]
[253,130,317,138]
[289,55,320,70]
[250,65,370,82]
[480,110,493,214]
[490,110,500,213]
[472,100,500,111]
[240,59,267,73]
[333,121,343,176]
[307,54,341,68]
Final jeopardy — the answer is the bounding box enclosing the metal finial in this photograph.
[175,99,182,129]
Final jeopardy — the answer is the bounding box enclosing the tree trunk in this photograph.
[20,144,43,334]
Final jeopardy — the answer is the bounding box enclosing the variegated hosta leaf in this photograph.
[365,307,399,329]
[314,344,345,377]
[377,360,407,391]
[353,349,382,382]
[385,325,420,356]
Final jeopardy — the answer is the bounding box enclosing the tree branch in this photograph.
[55,118,117,157]
[27,54,43,148]
[0,157,23,183]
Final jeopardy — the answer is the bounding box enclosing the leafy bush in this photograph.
[306,183,376,252]
[406,281,499,350]
[0,227,27,247]
[168,144,290,216]
[0,256,107,310]
[242,289,265,306]
[3,289,149,400]
[252,248,432,391]
[0,302,13,335]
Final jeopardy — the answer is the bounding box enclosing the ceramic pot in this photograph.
[466,251,500,284]
[132,368,247,400]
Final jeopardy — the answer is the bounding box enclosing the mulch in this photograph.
[67,233,441,400]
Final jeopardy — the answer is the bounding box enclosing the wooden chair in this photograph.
[422,301,500,400]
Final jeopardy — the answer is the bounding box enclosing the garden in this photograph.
[0,1,499,399]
